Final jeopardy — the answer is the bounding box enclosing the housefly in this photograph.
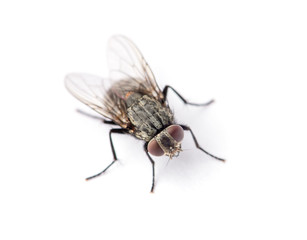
[65,35,225,192]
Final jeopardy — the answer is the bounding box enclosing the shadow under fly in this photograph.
[65,35,225,192]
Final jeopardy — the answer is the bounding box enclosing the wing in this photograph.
[65,73,130,128]
[107,35,165,103]
[65,36,165,128]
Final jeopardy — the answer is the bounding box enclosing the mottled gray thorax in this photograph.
[126,93,174,142]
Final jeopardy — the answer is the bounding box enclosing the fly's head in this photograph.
[148,125,184,159]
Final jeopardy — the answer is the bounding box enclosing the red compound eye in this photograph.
[166,125,184,142]
[148,139,164,156]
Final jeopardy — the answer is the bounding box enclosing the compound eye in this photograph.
[167,125,184,142]
[148,139,164,156]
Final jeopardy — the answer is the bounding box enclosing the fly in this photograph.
[65,35,225,192]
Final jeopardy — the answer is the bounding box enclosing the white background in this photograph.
[1,0,306,239]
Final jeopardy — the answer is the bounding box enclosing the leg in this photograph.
[102,120,117,125]
[144,143,156,193]
[76,109,117,125]
[86,128,127,180]
[180,125,225,162]
[162,85,214,106]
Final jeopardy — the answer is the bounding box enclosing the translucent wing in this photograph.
[107,35,164,102]
[65,73,130,128]
[65,36,165,129]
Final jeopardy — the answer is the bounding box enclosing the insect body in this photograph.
[65,35,225,192]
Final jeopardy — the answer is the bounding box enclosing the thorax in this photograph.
[126,93,174,141]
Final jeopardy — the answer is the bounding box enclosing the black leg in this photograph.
[76,109,117,125]
[102,120,117,125]
[162,85,214,106]
[86,128,127,181]
[144,143,156,193]
[180,125,226,162]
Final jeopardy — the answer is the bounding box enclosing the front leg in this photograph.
[180,125,225,162]
[144,143,156,193]
[162,85,214,106]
